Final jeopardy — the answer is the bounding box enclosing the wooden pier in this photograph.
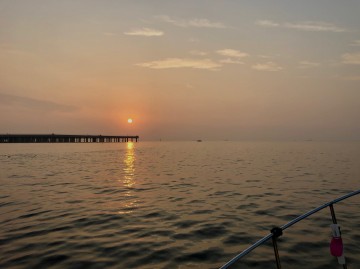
[0,134,139,143]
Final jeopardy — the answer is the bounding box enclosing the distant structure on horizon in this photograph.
[0,134,139,143]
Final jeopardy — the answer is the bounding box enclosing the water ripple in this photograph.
[0,141,359,269]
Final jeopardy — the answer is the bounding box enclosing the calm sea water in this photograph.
[0,141,359,269]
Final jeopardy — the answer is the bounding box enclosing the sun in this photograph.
[127,118,133,124]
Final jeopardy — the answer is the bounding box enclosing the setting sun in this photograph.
[127,118,133,124]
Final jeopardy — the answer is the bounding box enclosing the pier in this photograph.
[0,134,139,143]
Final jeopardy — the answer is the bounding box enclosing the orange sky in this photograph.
[1,0,360,140]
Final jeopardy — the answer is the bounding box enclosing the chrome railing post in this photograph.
[270,227,283,269]
[329,204,337,224]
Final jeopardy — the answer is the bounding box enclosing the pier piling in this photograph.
[0,134,139,143]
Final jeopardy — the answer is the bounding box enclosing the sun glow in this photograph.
[127,118,133,124]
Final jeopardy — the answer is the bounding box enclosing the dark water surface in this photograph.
[0,141,359,269]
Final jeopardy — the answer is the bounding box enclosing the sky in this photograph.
[1,0,359,141]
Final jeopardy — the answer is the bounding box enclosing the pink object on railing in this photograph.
[330,237,343,257]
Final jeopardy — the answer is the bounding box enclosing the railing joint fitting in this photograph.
[271,227,283,238]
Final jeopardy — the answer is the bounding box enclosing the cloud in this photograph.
[256,20,280,27]
[220,58,244,64]
[157,15,227,28]
[216,49,248,64]
[298,61,321,68]
[124,28,164,37]
[257,55,274,59]
[256,20,347,32]
[0,93,78,112]
[342,52,360,64]
[216,49,249,59]
[252,62,283,71]
[285,22,347,32]
[350,40,360,46]
[136,58,221,70]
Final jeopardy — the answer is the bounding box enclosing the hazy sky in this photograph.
[1,0,359,140]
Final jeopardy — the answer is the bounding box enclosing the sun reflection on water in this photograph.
[118,142,138,214]
[123,142,135,188]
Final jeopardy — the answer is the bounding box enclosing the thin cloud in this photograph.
[256,20,347,32]
[256,20,280,27]
[257,55,274,59]
[342,52,360,65]
[157,15,227,29]
[216,49,249,59]
[124,28,164,37]
[350,40,360,46]
[220,58,244,64]
[136,58,221,70]
[285,22,347,32]
[252,62,283,71]
[0,93,78,112]
[298,61,321,68]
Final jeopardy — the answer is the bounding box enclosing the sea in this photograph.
[0,141,359,269]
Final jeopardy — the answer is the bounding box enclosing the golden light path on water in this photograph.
[124,142,135,187]
[118,142,138,214]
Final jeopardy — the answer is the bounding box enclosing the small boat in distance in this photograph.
[196,139,202,142]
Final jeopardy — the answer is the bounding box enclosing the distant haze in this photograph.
[1,0,359,140]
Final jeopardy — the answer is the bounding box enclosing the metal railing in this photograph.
[220,189,360,269]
